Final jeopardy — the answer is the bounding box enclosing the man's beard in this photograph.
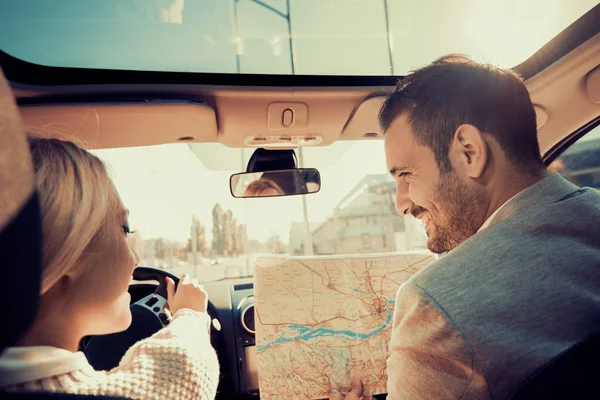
[412,172,487,254]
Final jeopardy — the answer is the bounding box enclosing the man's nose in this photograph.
[396,186,414,215]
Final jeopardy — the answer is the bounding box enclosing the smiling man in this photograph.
[372,55,600,399]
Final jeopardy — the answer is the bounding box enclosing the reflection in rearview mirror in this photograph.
[230,169,321,198]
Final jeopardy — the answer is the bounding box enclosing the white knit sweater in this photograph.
[0,309,220,399]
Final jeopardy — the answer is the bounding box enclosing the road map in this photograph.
[254,252,435,400]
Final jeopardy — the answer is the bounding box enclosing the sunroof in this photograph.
[0,0,597,76]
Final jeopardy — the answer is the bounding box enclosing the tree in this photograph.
[237,224,248,255]
[187,215,208,263]
[197,224,207,256]
[211,203,225,256]
[222,210,234,257]
[231,218,239,257]
[155,238,165,259]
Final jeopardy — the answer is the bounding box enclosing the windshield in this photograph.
[1,0,597,75]
[92,140,428,282]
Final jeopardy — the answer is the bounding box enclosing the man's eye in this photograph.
[398,172,410,179]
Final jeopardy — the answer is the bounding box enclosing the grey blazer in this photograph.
[386,173,600,400]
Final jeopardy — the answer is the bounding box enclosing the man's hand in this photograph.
[329,380,371,400]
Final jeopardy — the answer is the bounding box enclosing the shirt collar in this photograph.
[475,173,580,233]
[476,191,521,233]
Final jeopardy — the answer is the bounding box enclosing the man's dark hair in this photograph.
[379,54,544,173]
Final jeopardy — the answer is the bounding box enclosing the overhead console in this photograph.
[214,88,392,148]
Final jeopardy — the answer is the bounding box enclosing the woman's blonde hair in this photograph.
[244,178,284,197]
[28,138,121,295]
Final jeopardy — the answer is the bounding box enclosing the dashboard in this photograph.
[205,277,259,399]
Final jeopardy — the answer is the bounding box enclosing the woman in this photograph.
[0,138,219,399]
[244,177,285,197]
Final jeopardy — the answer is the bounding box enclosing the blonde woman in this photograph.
[0,138,219,399]
[244,177,285,197]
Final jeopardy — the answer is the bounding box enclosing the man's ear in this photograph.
[451,124,487,179]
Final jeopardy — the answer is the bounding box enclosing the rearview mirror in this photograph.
[230,168,321,198]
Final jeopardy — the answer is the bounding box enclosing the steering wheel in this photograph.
[83,266,180,371]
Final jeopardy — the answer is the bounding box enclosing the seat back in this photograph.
[510,332,600,399]
[0,67,42,352]
[0,67,132,400]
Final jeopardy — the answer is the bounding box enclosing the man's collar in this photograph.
[477,191,520,233]
[480,173,581,232]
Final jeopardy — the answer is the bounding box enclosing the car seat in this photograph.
[0,67,130,400]
[509,331,600,399]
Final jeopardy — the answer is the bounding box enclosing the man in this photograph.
[331,55,600,399]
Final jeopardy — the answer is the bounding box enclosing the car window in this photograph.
[547,124,600,190]
[92,140,427,282]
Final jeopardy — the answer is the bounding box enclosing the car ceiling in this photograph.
[3,5,600,160]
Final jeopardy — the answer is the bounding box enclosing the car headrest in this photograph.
[0,67,42,352]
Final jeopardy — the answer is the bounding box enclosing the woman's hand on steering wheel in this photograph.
[166,273,208,314]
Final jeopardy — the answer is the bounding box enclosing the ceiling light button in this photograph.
[268,102,307,130]
[282,109,294,127]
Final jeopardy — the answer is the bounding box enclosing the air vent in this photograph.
[234,283,253,291]
[240,304,255,335]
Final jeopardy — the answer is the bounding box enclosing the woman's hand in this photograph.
[166,274,208,314]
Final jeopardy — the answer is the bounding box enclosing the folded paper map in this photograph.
[254,252,435,399]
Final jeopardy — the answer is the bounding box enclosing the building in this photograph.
[311,174,426,255]
[289,221,320,255]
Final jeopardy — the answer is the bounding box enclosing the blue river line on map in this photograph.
[257,299,395,352]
